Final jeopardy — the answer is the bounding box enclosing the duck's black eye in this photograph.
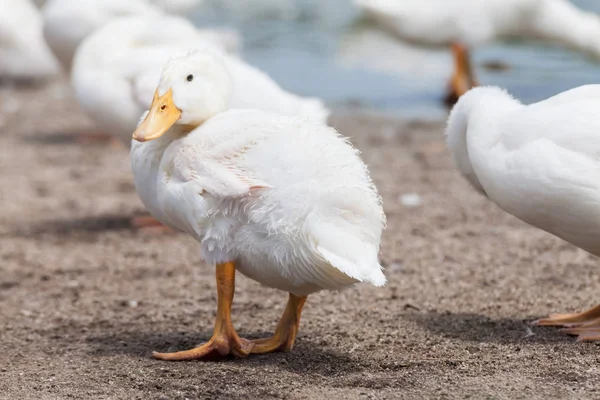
[186,74,194,82]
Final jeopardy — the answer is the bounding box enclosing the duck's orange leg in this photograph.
[251,293,308,354]
[153,262,254,360]
[533,304,600,341]
[445,42,479,106]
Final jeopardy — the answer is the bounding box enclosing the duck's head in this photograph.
[133,50,232,142]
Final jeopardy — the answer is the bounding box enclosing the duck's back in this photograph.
[468,87,600,255]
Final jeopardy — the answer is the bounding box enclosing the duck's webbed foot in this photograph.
[533,304,600,341]
[153,262,254,361]
[152,323,253,361]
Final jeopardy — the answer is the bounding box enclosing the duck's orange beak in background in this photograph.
[133,88,181,142]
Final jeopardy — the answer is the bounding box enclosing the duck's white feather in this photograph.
[132,110,385,295]
[446,85,600,256]
[356,0,600,58]
[0,0,60,80]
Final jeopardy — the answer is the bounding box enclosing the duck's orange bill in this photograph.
[133,88,181,142]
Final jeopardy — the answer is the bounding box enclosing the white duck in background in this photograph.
[446,84,600,341]
[356,0,600,104]
[130,51,385,360]
[42,0,239,72]
[0,0,60,81]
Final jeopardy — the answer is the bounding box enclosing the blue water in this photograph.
[190,0,600,120]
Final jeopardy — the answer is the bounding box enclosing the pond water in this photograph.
[190,0,600,120]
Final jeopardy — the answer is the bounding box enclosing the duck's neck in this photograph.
[528,0,600,57]
[445,87,521,193]
[130,124,195,219]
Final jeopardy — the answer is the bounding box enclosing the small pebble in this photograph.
[400,193,422,207]
[66,280,80,288]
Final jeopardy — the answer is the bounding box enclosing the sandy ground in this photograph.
[2,80,600,400]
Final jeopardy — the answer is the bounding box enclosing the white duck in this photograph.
[446,84,600,341]
[0,0,60,81]
[129,51,386,360]
[42,0,238,72]
[356,0,600,103]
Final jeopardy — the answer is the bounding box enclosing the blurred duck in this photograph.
[356,0,600,104]
[130,51,385,360]
[0,0,60,81]
[73,15,328,228]
[42,0,238,72]
[446,85,600,341]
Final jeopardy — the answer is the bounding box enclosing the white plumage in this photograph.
[131,52,384,295]
[0,0,60,80]
[71,16,329,144]
[446,85,600,255]
[446,85,600,339]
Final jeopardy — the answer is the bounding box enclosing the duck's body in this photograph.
[132,110,385,295]
[72,15,328,145]
[129,52,382,360]
[446,85,600,340]
[132,112,384,295]
[0,0,60,81]
[42,0,238,72]
[356,0,600,104]
[357,0,600,52]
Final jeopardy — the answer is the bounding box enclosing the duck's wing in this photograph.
[158,120,271,239]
